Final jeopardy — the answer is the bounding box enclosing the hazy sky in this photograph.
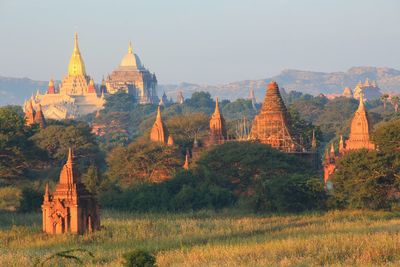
[0,0,399,84]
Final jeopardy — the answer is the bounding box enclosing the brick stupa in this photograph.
[42,148,100,234]
[250,81,298,152]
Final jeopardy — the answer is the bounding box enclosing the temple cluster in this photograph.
[26,33,159,121]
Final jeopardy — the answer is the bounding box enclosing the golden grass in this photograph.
[0,210,399,266]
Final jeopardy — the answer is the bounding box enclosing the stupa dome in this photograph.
[119,42,143,69]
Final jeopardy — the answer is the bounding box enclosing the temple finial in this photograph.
[183,149,190,170]
[311,130,317,151]
[214,97,220,114]
[128,41,133,54]
[67,147,74,165]
[74,32,79,52]
[157,105,162,119]
[358,92,365,111]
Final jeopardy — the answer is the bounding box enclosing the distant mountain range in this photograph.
[1,66,400,106]
[160,67,400,102]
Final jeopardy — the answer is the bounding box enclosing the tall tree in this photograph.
[0,107,42,181]
[381,94,389,111]
[106,138,181,187]
[391,95,399,113]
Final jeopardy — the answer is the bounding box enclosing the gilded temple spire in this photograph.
[128,41,133,54]
[68,32,86,76]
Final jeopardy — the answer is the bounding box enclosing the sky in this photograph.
[0,0,399,85]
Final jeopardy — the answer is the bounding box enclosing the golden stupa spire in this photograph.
[128,41,133,54]
[68,32,86,76]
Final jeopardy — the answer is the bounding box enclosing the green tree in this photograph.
[222,99,257,121]
[31,122,102,171]
[315,97,358,141]
[185,91,215,114]
[381,94,389,111]
[197,142,312,194]
[329,150,400,210]
[82,164,102,194]
[166,112,209,146]
[391,96,399,113]
[106,138,182,187]
[372,118,400,154]
[103,92,136,113]
[0,107,43,180]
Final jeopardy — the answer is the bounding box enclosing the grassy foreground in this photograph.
[0,210,400,266]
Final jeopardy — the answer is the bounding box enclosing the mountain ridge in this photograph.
[1,66,400,106]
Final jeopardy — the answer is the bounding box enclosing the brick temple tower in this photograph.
[34,103,46,128]
[208,97,227,145]
[323,94,376,184]
[345,94,376,150]
[41,148,100,235]
[24,99,36,126]
[150,106,174,145]
[250,81,299,152]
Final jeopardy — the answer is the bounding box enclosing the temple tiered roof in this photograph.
[250,81,299,152]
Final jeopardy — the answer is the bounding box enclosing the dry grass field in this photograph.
[0,210,399,266]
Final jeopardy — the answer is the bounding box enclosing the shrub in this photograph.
[19,187,42,212]
[123,249,156,267]
[0,186,22,211]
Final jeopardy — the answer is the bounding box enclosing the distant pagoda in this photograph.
[24,99,46,128]
[208,97,227,145]
[250,81,299,152]
[105,42,159,104]
[353,78,381,101]
[42,148,100,234]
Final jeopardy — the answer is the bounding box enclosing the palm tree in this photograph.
[391,95,400,112]
[381,94,389,111]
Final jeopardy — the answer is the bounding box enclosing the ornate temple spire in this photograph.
[34,103,46,128]
[339,135,345,154]
[59,148,78,185]
[249,87,257,110]
[24,99,36,126]
[209,97,227,144]
[311,130,317,151]
[330,143,335,158]
[128,41,133,54]
[345,92,375,150]
[47,79,56,94]
[68,32,86,76]
[44,183,50,202]
[150,106,171,145]
[87,78,96,94]
[183,149,190,170]
[358,92,365,111]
